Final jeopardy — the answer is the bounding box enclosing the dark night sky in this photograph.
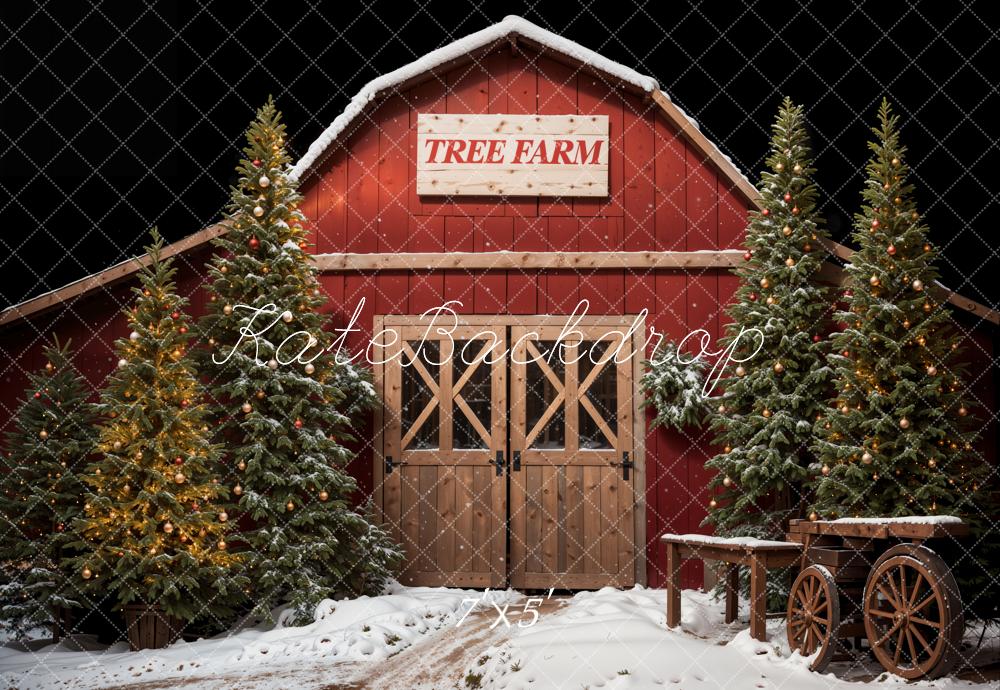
[2,2,998,311]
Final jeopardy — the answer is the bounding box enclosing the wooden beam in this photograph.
[649,89,761,206]
[0,222,229,328]
[313,250,746,272]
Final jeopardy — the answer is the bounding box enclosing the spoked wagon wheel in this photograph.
[787,565,841,671]
[863,544,964,680]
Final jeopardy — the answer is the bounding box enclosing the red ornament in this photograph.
[748,292,758,302]
[887,244,896,256]
[812,334,821,343]
[871,219,880,229]
[842,350,850,357]
[761,209,770,217]
[171,311,180,319]
[843,290,853,299]
[249,237,260,250]
[783,192,792,202]
[743,251,753,261]
[252,158,261,168]
[174,457,184,465]
[791,206,800,216]
[294,419,303,429]
[179,326,188,334]
[33,392,41,399]
[180,399,190,408]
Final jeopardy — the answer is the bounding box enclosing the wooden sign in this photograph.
[416,113,609,197]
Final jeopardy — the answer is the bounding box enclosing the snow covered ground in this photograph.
[0,585,995,689]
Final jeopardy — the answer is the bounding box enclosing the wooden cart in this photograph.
[785,518,968,679]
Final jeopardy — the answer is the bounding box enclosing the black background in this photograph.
[2,2,998,311]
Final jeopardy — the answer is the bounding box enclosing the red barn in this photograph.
[1,16,995,592]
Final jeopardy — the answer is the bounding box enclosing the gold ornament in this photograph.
[785,257,795,267]
[722,476,733,488]
[899,417,910,429]
[39,430,48,440]
[760,277,770,289]
[840,405,850,414]
[163,522,174,534]
[174,472,186,484]
[862,452,873,464]
[903,319,911,329]
[237,461,246,471]
[223,304,233,315]
[253,205,265,217]
[82,567,92,580]
[766,296,775,305]
[793,164,802,174]
[717,404,727,414]
[219,512,228,523]
[286,501,295,511]
[45,362,53,372]
[782,225,792,237]
[773,361,784,373]
[218,540,227,550]
[928,458,937,468]
[808,512,819,522]
[319,490,329,501]
[958,406,968,417]
[891,157,900,166]
[927,365,937,376]
[220,265,228,274]
[762,409,772,418]
[869,275,880,287]
[256,389,266,399]
[912,279,923,291]
[233,484,243,496]
[709,498,718,509]
[241,402,252,414]
[723,445,732,453]
[775,162,784,171]
[821,465,830,476]
[735,365,746,377]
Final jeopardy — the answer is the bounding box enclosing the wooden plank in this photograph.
[622,94,656,251]
[417,168,607,197]
[565,464,584,574]
[455,465,475,573]
[475,217,512,313]
[536,57,578,214]
[545,217,580,313]
[576,75,623,217]
[748,554,767,641]
[583,465,602,573]
[503,48,539,218]
[525,465,543,574]
[508,218,544,314]
[313,249,746,271]
[437,466,456,577]
[443,217,475,314]
[346,126,379,254]
[542,467,559,575]
[557,467,567,573]
[601,468,619,576]
[473,465,489,574]
[407,216,445,315]
[665,541,681,628]
[725,565,739,624]
[400,465,420,584]
[490,335,508,587]
[418,466,437,574]
[418,112,608,136]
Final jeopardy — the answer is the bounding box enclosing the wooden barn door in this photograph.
[508,324,635,588]
[382,323,507,587]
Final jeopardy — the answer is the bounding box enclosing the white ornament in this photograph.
[304,363,315,375]
[259,175,270,188]
[253,205,265,218]
[223,304,233,315]
[129,331,139,341]
[267,359,279,370]
[282,310,293,323]
[118,358,128,368]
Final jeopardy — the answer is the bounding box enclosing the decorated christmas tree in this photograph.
[705,98,833,545]
[199,98,399,623]
[0,340,98,638]
[811,100,986,520]
[68,230,244,624]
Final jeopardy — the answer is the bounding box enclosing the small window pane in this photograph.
[526,342,565,449]
[579,340,617,449]
[401,340,439,450]
[453,340,491,449]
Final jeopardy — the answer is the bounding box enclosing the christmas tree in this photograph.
[811,100,986,520]
[705,98,833,547]
[0,339,98,638]
[199,98,399,623]
[68,230,244,623]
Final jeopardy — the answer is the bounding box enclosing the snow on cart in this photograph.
[784,515,968,679]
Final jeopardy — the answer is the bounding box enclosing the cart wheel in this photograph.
[863,543,964,680]
[787,565,841,671]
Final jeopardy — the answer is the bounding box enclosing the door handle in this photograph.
[385,455,406,475]
[614,451,633,480]
[494,450,505,477]
[512,450,521,472]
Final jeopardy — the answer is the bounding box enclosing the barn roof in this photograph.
[289,14,758,202]
[1,17,996,329]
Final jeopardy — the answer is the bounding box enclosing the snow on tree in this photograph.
[68,231,245,622]
[0,339,98,638]
[704,98,833,547]
[810,100,987,520]
[641,339,710,430]
[199,98,400,623]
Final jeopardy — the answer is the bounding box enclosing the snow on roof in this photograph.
[290,15,719,181]
[830,515,962,525]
